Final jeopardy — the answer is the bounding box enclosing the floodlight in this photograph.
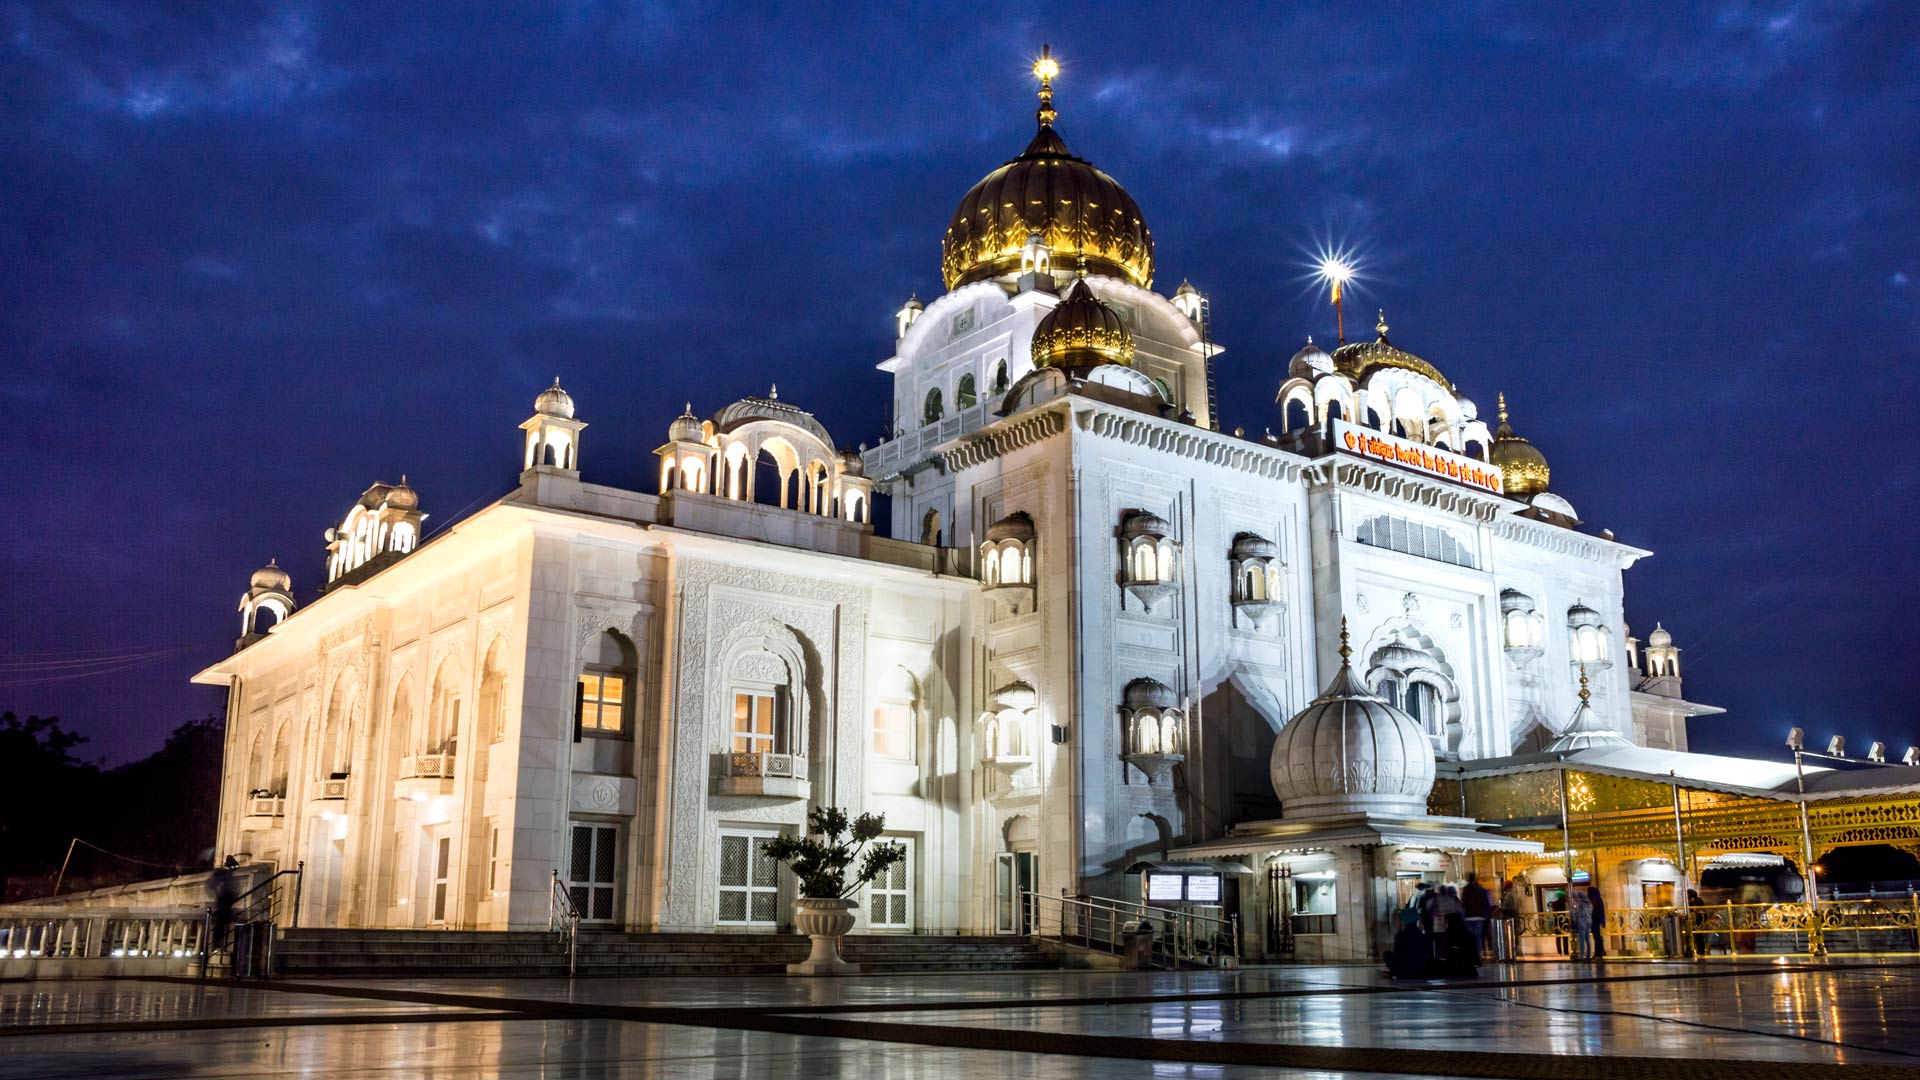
[1826,735,1846,757]
[1869,741,1887,763]
[1785,727,1804,751]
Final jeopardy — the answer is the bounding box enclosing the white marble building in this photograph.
[196,60,1716,950]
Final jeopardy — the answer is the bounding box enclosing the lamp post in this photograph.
[1786,727,1826,957]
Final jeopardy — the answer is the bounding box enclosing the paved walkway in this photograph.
[5,959,1920,1077]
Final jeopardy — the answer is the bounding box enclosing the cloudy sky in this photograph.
[3,2,1915,764]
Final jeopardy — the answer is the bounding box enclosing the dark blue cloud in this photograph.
[2,1,1914,762]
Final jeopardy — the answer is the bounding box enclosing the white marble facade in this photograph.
[199,68,1710,939]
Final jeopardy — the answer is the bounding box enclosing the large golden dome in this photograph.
[1329,311,1453,390]
[1489,392,1551,497]
[941,53,1153,291]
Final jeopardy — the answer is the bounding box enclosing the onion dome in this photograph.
[1489,392,1551,497]
[1231,532,1278,561]
[1120,510,1171,540]
[250,558,292,592]
[1031,278,1135,369]
[1546,668,1632,752]
[941,50,1153,290]
[984,511,1036,543]
[535,377,575,419]
[1330,310,1452,389]
[668,402,702,443]
[1647,623,1672,648]
[1499,588,1535,614]
[1567,601,1603,629]
[1367,633,1436,676]
[992,681,1038,710]
[1288,337,1334,379]
[838,448,865,477]
[385,476,419,510]
[1123,677,1178,712]
[1175,279,1197,298]
[1269,620,1437,818]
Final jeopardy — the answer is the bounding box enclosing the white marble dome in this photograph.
[1269,628,1437,819]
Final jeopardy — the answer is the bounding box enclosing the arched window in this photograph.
[578,631,636,738]
[246,729,269,795]
[957,374,978,409]
[922,387,944,426]
[991,359,1009,394]
[921,508,942,547]
[426,660,462,756]
[269,720,288,795]
[320,672,357,779]
[1285,398,1311,433]
[479,639,508,743]
[391,674,415,757]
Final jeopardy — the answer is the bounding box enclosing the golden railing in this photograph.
[1515,900,1920,956]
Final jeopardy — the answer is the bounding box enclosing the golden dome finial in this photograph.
[1497,391,1509,424]
[1577,664,1591,705]
[1033,44,1059,126]
[1338,617,1352,664]
[1375,309,1389,338]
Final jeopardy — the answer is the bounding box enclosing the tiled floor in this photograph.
[4,961,1919,1078]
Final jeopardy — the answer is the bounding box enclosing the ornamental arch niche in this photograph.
[1360,621,1465,758]
[716,620,813,760]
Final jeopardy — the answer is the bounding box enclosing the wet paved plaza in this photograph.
[5,960,1920,1078]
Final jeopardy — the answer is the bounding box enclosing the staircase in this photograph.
[272,928,1053,977]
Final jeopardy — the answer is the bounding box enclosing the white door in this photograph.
[868,837,913,930]
[717,830,781,927]
[567,823,620,924]
[429,835,452,925]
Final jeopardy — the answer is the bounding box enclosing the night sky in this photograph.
[4,4,1915,766]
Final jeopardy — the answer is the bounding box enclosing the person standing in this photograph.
[1586,883,1607,961]
[1462,872,1493,958]
[1569,889,1594,961]
[1550,890,1570,956]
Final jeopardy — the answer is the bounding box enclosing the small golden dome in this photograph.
[1490,392,1551,497]
[941,53,1153,291]
[1031,278,1135,368]
[1329,310,1453,389]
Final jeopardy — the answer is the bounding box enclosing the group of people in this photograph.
[1387,872,1514,979]
[1546,882,1610,960]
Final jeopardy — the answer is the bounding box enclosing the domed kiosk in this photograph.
[1165,621,1542,962]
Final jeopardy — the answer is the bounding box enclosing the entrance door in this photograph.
[868,837,913,931]
[429,835,452,925]
[995,851,1037,934]
[567,823,620,924]
[717,829,781,927]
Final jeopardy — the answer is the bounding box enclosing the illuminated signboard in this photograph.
[1330,419,1504,494]
[1185,874,1222,903]
[1145,873,1183,902]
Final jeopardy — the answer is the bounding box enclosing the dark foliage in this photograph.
[759,805,905,900]
[1,712,224,902]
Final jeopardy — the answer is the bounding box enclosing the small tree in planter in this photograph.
[761,806,905,975]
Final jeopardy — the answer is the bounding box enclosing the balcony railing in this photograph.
[400,753,456,780]
[396,753,456,799]
[716,751,809,797]
[315,777,350,801]
[244,795,286,819]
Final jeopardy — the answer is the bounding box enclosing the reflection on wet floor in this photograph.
[3,961,1919,1078]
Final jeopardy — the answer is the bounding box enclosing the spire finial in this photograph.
[1305,333,1314,345]
[1338,617,1352,665]
[1033,44,1059,127]
[683,401,693,415]
[1497,391,1509,424]
[769,383,779,400]
[553,375,561,387]
[1375,309,1389,338]
[1577,664,1591,705]
[400,473,407,485]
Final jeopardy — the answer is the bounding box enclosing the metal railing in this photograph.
[1514,898,1920,958]
[549,869,581,976]
[203,862,304,978]
[1022,891,1239,968]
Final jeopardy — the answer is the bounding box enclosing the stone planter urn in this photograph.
[788,897,860,975]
